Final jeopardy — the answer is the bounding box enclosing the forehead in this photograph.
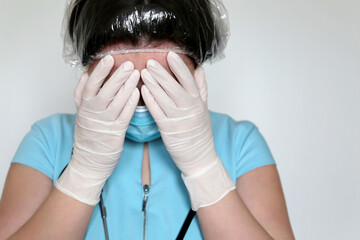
[88,41,196,74]
[88,51,196,75]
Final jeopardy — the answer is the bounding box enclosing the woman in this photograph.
[0,0,295,239]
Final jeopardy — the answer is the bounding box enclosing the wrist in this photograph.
[181,156,236,211]
[55,161,107,206]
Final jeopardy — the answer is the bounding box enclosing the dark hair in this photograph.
[68,0,219,66]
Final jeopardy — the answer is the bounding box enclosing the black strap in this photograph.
[176,209,196,240]
[58,148,73,179]
[58,164,68,178]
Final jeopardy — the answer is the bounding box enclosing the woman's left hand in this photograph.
[141,51,235,211]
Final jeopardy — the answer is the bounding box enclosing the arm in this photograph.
[196,165,295,240]
[1,56,140,239]
[0,164,94,240]
[141,52,294,239]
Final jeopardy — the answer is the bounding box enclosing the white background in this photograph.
[1,0,359,239]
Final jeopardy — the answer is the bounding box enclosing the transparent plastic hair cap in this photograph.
[61,0,230,69]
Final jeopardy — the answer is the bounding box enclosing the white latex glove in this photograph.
[140,51,235,211]
[56,55,140,205]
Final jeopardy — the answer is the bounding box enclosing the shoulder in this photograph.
[210,110,258,142]
[30,113,76,141]
[32,113,76,132]
[31,113,76,151]
[11,113,76,180]
[209,110,275,179]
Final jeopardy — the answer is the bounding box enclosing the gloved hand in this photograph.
[141,51,235,211]
[56,55,140,205]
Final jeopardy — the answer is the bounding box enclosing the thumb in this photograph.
[74,72,89,111]
[194,66,208,106]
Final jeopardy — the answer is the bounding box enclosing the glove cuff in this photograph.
[181,156,236,211]
[55,161,106,206]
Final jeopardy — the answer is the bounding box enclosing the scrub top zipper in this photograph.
[142,184,150,240]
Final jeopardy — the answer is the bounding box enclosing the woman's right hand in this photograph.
[55,55,140,206]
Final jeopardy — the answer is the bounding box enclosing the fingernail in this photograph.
[101,55,114,67]
[195,65,205,77]
[123,61,134,71]
[130,70,140,83]
[147,59,157,68]
[142,86,149,96]
[168,51,180,61]
[142,69,155,85]
[168,51,177,58]
[167,51,182,66]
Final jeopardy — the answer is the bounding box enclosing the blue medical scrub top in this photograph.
[11,111,276,240]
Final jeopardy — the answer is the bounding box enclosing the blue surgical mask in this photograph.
[125,106,161,142]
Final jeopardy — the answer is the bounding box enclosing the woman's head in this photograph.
[62,0,230,68]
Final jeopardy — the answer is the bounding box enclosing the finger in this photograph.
[141,85,166,121]
[117,88,140,123]
[167,51,199,96]
[109,70,140,118]
[146,59,188,106]
[97,61,134,102]
[74,72,89,111]
[141,69,177,117]
[83,55,114,99]
[194,66,208,105]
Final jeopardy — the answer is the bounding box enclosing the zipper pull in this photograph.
[99,193,109,240]
[142,184,150,212]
